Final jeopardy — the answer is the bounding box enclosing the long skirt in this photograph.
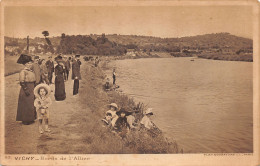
[16,82,36,122]
[55,75,66,101]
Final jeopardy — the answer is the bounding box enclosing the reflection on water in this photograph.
[106,57,253,153]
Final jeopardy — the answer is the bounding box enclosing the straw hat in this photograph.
[144,108,153,115]
[108,103,118,110]
[34,83,51,98]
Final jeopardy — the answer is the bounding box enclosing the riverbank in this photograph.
[170,52,253,62]
[76,60,181,153]
[197,53,253,62]
[5,58,181,154]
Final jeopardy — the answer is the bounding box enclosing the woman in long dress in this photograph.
[54,56,66,101]
[16,54,37,125]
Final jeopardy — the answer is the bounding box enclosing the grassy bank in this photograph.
[4,56,24,76]
[197,53,253,62]
[73,60,181,153]
[170,52,253,62]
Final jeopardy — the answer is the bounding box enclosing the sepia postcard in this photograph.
[0,0,259,165]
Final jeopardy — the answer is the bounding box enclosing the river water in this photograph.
[106,57,253,153]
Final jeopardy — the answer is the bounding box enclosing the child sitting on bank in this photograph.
[104,78,111,91]
[140,108,155,130]
[102,103,118,127]
[114,108,130,138]
[126,107,139,129]
[34,84,52,134]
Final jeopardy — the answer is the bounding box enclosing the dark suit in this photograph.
[72,60,81,95]
[64,60,71,80]
[32,63,41,85]
[46,60,54,84]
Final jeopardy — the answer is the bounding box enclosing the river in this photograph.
[106,57,253,153]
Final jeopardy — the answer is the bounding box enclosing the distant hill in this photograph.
[104,32,252,50]
[4,33,253,61]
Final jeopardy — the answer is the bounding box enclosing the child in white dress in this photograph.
[34,84,52,134]
[102,103,118,127]
[140,108,155,129]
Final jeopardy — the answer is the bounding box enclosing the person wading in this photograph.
[46,56,54,84]
[16,54,37,125]
[54,55,66,101]
[72,54,81,96]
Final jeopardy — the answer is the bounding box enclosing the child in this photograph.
[102,103,118,127]
[112,68,116,85]
[126,108,139,129]
[114,108,130,138]
[140,108,155,130]
[102,112,112,126]
[104,78,110,91]
[34,84,52,134]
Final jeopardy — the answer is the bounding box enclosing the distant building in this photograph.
[5,46,19,52]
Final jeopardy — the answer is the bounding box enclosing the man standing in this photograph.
[64,56,71,81]
[72,54,81,95]
[31,56,41,86]
[46,56,54,84]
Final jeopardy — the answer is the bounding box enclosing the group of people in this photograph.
[16,53,82,134]
[16,53,158,137]
[102,103,156,138]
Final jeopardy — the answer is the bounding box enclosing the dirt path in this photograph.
[5,63,91,154]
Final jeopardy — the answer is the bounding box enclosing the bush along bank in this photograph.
[197,53,253,62]
[75,60,182,153]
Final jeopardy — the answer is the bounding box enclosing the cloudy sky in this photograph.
[4,6,253,38]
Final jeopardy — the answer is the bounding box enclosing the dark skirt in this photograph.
[55,75,66,101]
[16,82,36,122]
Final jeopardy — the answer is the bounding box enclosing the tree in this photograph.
[42,31,54,53]
[42,31,49,38]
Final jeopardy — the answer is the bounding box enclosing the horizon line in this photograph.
[4,32,252,40]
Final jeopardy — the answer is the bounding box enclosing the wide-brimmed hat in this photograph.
[116,108,131,116]
[144,108,153,115]
[17,54,32,65]
[34,83,51,98]
[75,54,80,58]
[108,103,118,110]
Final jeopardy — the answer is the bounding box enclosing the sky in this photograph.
[4,6,253,39]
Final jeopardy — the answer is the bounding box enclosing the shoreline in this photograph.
[76,60,182,153]
[4,53,252,77]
